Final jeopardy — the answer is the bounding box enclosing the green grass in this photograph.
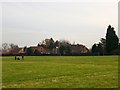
[2,56,118,88]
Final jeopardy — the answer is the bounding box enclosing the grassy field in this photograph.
[2,56,118,88]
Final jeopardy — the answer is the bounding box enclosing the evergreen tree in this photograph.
[105,25,119,54]
[91,44,98,54]
[48,38,55,50]
[55,40,59,47]
[27,47,34,56]
[100,38,106,54]
[59,45,66,55]
[97,43,103,55]
[59,40,71,55]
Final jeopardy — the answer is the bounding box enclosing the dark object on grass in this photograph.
[15,55,17,60]
[22,55,24,60]
[17,56,20,60]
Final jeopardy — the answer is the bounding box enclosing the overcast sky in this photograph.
[1,1,118,48]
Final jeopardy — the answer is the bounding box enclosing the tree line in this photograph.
[91,25,120,55]
[1,25,120,56]
[26,39,74,56]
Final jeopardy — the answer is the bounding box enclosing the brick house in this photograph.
[30,46,46,54]
[70,44,89,55]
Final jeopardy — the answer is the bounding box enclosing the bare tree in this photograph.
[2,43,9,52]
[9,43,18,48]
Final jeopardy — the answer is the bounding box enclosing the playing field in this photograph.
[2,56,118,88]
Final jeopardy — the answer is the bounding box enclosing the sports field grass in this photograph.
[2,56,118,88]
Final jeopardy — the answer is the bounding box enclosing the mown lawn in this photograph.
[2,56,118,88]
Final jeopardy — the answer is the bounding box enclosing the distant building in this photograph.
[1,41,89,56]
[2,47,25,56]
[44,39,50,47]
[70,44,89,55]
[30,46,46,54]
